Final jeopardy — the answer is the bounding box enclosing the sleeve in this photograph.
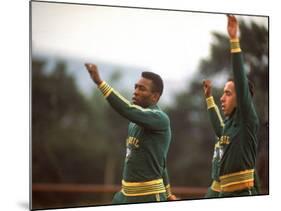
[253,169,261,194]
[206,96,224,137]
[230,39,257,121]
[162,167,172,198]
[98,81,169,130]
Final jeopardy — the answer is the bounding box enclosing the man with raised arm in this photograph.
[202,15,260,197]
[85,64,176,203]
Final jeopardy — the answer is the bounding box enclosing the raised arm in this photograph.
[227,15,256,120]
[203,80,224,137]
[85,63,169,130]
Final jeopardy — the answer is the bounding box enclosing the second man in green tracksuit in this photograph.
[203,15,260,198]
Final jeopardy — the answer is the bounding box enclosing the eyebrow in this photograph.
[224,89,232,94]
[135,83,146,89]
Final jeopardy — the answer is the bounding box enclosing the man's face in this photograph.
[132,77,158,108]
[220,81,237,116]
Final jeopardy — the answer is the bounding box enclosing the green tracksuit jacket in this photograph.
[205,39,259,197]
[98,81,172,203]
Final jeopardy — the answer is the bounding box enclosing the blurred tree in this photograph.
[32,59,107,184]
[88,68,128,186]
[32,59,128,188]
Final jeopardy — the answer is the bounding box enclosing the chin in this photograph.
[224,112,229,117]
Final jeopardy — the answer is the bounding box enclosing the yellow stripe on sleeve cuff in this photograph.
[206,96,216,109]
[230,38,241,53]
[98,81,113,98]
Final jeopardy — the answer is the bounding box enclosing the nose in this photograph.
[134,88,139,96]
[220,94,224,103]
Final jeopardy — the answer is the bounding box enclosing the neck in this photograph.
[146,103,157,108]
[226,108,236,119]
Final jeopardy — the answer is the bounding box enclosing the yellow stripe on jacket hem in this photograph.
[220,169,254,180]
[210,169,255,193]
[221,180,254,192]
[219,169,254,192]
[211,180,221,192]
[121,179,166,196]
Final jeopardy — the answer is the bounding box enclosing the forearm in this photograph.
[230,39,247,92]
[230,39,253,113]
[206,96,224,137]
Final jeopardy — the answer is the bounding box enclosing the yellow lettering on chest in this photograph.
[126,136,140,148]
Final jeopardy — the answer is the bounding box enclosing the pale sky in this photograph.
[31,2,268,82]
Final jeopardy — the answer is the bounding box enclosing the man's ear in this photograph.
[152,92,160,103]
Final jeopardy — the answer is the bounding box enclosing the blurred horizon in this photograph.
[32,51,189,107]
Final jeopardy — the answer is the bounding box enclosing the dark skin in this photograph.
[85,63,177,200]
[85,63,159,108]
[85,63,103,85]
[203,79,237,117]
[133,77,159,108]
[203,80,212,98]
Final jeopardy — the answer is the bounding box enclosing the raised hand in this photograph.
[227,14,239,39]
[85,63,103,85]
[203,80,212,98]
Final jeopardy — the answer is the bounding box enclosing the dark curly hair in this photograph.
[227,78,254,97]
[142,71,164,96]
